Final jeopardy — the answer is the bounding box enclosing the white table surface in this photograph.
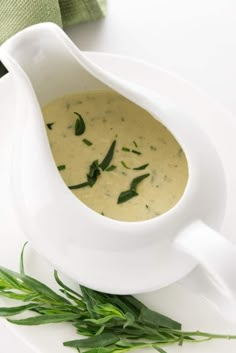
[1,0,236,351]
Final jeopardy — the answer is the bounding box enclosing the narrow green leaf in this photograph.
[80,286,99,319]
[94,303,124,318]
[122,147,130,152]
[105,165,116,172]
[46,123,54,130]
[123,312,135,328]
[120,296,144,313]
[85,315,119,325]
[121,161,130,169]
[139,307,181,330]
[152,345,167,353]
[0,303,38,317]
[0,291,29,301]
[117,189,138,204]
[57,165,66,171]
[99,140,116,171]
[131,150,141,155]
[87,160,101,187]
[64,333,119,348]
[133,141,138,148]
[83,139,93,146]
[0,267,22,289]
[24,277,68,303]
[130,174,150,190]
[54,271,82,300]
[68,181,90,190]
[8,313,80,325]
[74,112,86,136]
[133,164,149,171]
[20,242,28,275]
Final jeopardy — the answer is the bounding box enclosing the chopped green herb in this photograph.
[101,212,105,216]
[68,181,90,190]
[74,112,86,136]
[150,145,157,151]
[133,163,149,170]
[46,123,54,130]
[131,149,142,155]
[57,165,66,171]
[87,160,101,187]
[82,138,93,146]
[122,147,130,152]
[99,140,116,171]
[117,189,138,204]
[145,204,149,209]
[105,165,117,172]
[133,141,138,148]
[117,173,150,204]
[69,142,116,189]
[121,161,130,169]
[130,173,150,190]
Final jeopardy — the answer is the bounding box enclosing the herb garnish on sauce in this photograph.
[82,138,93,146]
[121,161,130,169]
[68,141,116,189]
[99,140,116,171]
[46,123,54,130]
[57,165,66,171]
[74,112,86,136]
[133,163,149,170]
[117,173,150,204]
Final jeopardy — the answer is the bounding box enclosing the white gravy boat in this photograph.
[1,23,236,321]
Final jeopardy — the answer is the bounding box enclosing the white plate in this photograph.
[1,52,236,353]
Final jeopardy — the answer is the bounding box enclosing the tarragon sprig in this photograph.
[0,243,236,353]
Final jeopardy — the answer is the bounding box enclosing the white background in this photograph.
[1,0,236,351]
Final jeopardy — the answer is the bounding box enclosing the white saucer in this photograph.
[1,52,236,353]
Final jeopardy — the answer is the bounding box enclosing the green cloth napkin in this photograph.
[0,0,106,44]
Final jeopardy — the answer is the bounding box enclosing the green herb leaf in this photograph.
[133,141,138,148]
[130,174,150,190]
[20,241,28,275]
[83,139,93,146]
[74,112,86,136]
[54,271,83,300]
[121,161,130,169]
[99,140,116,171]
[64,333,119,348]
[105,165,116,172]
[87,160,101,187]
[57,165,66,171]
[117,174,150,204]
[133,164,149,171]
[0,303,38,317]
[152,345,168,353]
[122,147,130,152]
[46,123,54,130]
[117,189,138,204]
[8,313,80,325]
[139,306,181,330]
[68,181,90,190]
[131,150,142,155]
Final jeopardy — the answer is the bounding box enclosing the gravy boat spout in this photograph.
[1,23,236,321]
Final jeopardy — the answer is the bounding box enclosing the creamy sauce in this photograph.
[42,91,188,221]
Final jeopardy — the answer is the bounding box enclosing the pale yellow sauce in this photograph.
[42,91,188,221]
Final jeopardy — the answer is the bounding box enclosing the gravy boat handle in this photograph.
[175,220,236,321]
